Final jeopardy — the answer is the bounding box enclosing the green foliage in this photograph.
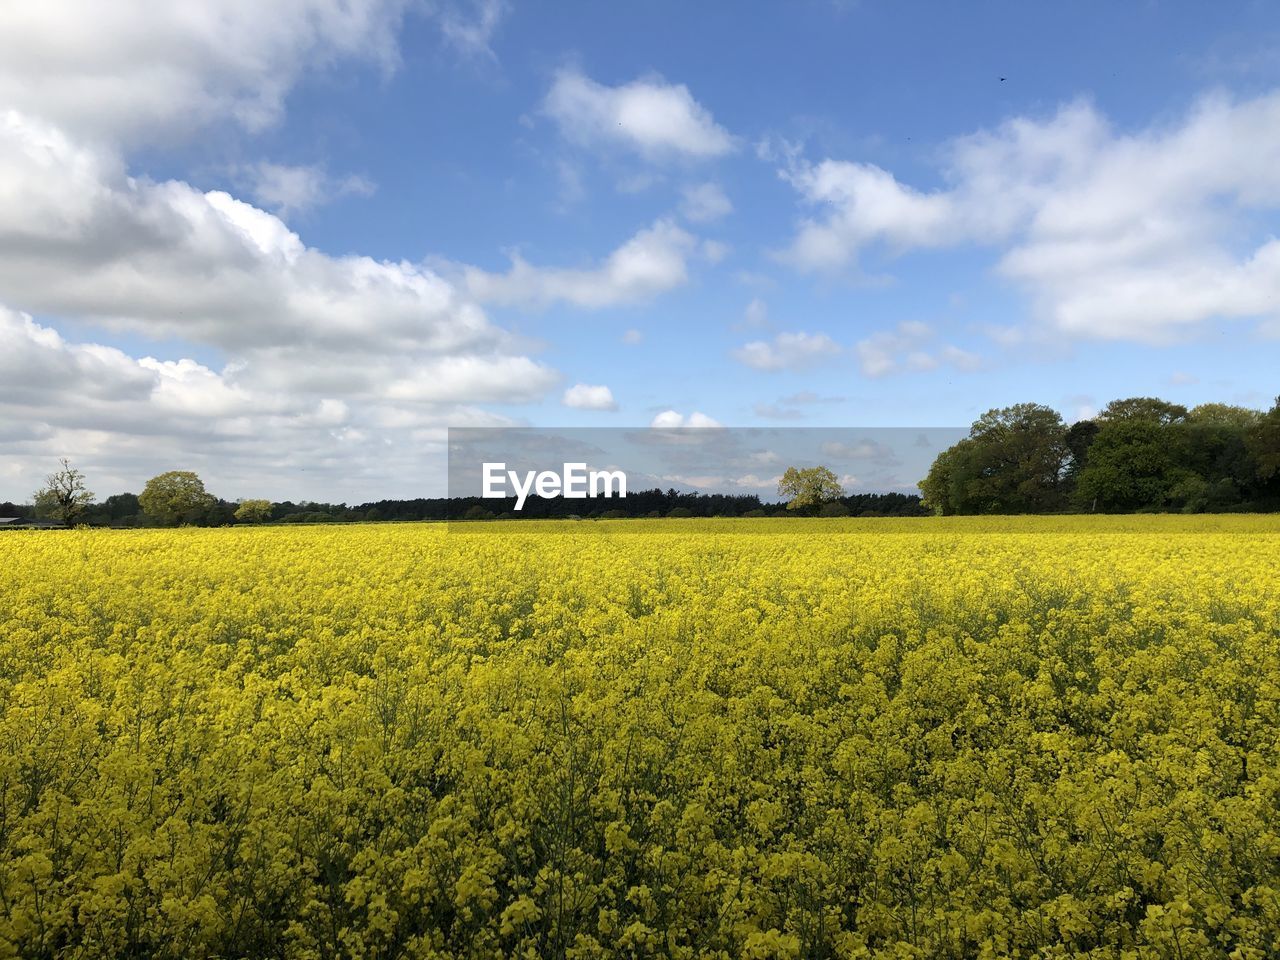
[1073,418,1187,511]
[31,458,94,525]
[234,498,273,523]
[1098,396,1189,425]
[1248,397,1280,482]
[138,471,217,526]
[777,465,844,511]
[1188,403,1262,428]
[919,404,1068,514]
[926,395,1280,514]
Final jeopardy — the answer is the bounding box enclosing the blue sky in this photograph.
[1,1,1279,501]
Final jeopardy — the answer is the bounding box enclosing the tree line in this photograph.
[920,396,1280,515]
[4,463,928,527]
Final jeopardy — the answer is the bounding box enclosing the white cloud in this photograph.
[0,112,504,357]
[0,0,563,503]
[650,410,723,429]
[461,219,698,309]
[383,356,559,403]
[701,239,730,263]
[855,323,926,377]
[781,162,956,269]
[820,440,896,461]
[0,0,413,146]
[743,298,770,329]
[939,344,983,371]
[438,0,508,60]
[0,304,534,500]
[753,403,805,421]
[544,68,735,161]
[782,390,843,405]
[853,322,981,377]
[680,181,733,222]
[563,383,618,410]
[622,328,643,345]
[777,91,1280,342]
[0,113,561,500]
[732,331,841,371]
[241,162,375,215]
[753,389,846,420]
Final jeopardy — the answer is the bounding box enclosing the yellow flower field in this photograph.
[2,517,1279,958]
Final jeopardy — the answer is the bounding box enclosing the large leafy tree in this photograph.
[1077,397,1261,512]
[1062,419,1100,492]
[1179,404,1263,509]
[922,395,1273,514]
[1097,396,1189,425]
[1248,397,1280,485]
[919,441,967,516]
[1072,398,1191,511]
[1073,418,1190,511]
[32,458,95,525]
[777,466,845,512]
[919,404,1069,514]
[139,471,217,526]
[234,499,273,523]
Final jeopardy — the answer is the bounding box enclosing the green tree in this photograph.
[32,458,95,525]
[1187,403,1261,428]
[102,492,141,522]
[1072,418,1189,511]
[234,499,273,523]
[919,404,1068,514]
[777,466,845,511]
[1098,396,1188,425]
[919,442,967,515]
[1180,404,1259,509]
[971,404,1070,512]
[1063,419,1100,489]
[139,471,217,526]
[1248,397,1280,484]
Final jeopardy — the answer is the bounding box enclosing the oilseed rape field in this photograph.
[2,518,1279,959]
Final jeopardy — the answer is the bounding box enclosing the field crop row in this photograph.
[1,518,1279,958]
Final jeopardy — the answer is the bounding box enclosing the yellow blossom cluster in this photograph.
[1,516,1279,958]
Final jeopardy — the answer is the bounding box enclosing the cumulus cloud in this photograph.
[753,390,845,421]
[649,410,723,429]
[777,91,1280,342]
[819,439,898,462]
[0,0,573,503]
[732,331,841,371]
[680,181,733,222]
[461,219,699,309]
[853,322,981,377]
[383,356,559,403]
[0,112,561,499]
[241,162,375,215]
[0,305,533,500]
[543,68,735,160]
[0,0,413,146]
[563,383,618,411]
[0,112,502,358]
